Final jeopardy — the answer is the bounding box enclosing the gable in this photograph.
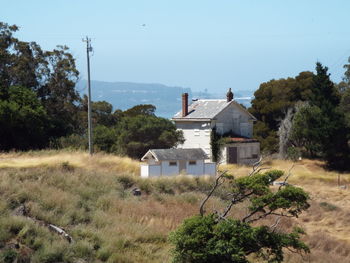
[214,101,256,122]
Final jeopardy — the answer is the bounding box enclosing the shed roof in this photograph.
[172,99,256,121]
[141,148,208,161]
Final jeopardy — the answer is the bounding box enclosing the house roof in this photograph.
[141,148,208,161]
[228,137,259,143]
[172,99,256,121]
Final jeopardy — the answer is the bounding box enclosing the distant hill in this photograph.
[77,80,254,118]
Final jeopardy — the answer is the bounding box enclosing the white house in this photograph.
[140,148,216,178]
[172,89,260,165]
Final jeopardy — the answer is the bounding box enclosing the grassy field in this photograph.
[0,150,350,262]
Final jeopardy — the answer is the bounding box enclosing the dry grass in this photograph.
[0,149,140,175]
[1,151,350,262]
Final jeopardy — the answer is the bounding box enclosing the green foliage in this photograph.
[123,104,156,117]
[210,128,235,163]
[170,215,309,263]
[115,115,184,159]
[340,87,350,129]
[319,202,338,212]
[292,63,350,169]
[286,147,301,161]
[0,249,18,263]
[0,86,49,150]
[170,170,310,263]
[249,71,314,152]
[290,104,324,157]
[93,125,118,153]
[0,22,81,150]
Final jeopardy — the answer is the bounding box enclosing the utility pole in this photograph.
[83,36,93,155]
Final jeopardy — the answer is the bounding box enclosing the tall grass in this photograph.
[1,151,350,262]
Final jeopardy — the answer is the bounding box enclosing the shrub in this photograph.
[0,249,18,263]
[117,175,136,189]
[320,202,339,211]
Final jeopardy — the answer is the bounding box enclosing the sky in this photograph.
[2,0,350,93]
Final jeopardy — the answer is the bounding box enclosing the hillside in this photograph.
[0,151,350,262]
[76,80,254,118]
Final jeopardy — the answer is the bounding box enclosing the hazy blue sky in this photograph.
[3,1,350,93]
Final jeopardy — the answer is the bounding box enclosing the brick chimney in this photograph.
[226,88,234,102]
[182,93,189,117]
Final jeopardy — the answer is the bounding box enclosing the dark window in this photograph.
[189,160,196,165]
[252,154,258,159]
[169,161,177,166]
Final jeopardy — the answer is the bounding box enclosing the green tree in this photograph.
[0,86,49,150]
[249,72,314,152]
[115,115,184,159]
[0,22,82,150]
[123,104,156,117]
[38,45,80,138]
[290,104,324,157]
[170,170,310,263]
[310,63,350,169]
[93,125,118,153]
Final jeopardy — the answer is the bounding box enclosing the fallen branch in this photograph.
[12,204,74,243]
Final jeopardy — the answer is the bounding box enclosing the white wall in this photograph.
[215,103,253,138]
[161,161,179,176]
[140,160,216,177]
[140,164,149,178]
[204,163,216,176]
[186,160,204,175]
[176,121,212,156]
[220,142,260,165]
[141,164,162,178]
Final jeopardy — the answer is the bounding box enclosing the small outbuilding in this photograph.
[140,148,216,178]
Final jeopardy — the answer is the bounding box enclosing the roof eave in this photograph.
[172,118,213,122]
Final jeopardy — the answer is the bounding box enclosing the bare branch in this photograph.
[270,217,281,232]
[279,164,295,190]
[220,191,254,219]
[199,171,227,216]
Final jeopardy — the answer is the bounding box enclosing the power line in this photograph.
[82,36,93,156]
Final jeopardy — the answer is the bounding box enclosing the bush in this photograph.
[169,215,309,263]
[116,175,136,189]
[0,249,18,263]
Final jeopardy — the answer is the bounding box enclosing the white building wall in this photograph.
[176,121,212,156]
[215,104,253,138]
[204,163,216,176]
[161,161,179,176]
[149,165,161,177]
[140,164,162,178]
[140,164,149,178]
[186,160,204,175]
[220,142,260,165]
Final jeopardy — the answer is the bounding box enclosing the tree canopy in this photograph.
[170,169,310,263]
[249,71,314,152]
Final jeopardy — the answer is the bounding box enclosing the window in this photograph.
[204,129,210,137]
[169,161,177,166]
[189,160,196,165]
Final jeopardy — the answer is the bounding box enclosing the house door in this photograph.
[179,160,186,174]
[227,147,238,164]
